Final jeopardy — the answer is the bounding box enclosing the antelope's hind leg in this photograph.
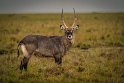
[20,57,29,71]
[20,44,31,71]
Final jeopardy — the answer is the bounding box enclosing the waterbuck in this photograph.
[17,8,79,71]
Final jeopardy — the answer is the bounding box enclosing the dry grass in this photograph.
[0,13,124,83]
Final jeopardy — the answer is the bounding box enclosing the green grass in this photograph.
[0,13,124,83]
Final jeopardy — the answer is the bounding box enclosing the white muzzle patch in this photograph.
[68,35,73,40]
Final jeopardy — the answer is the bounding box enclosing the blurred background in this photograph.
[0,0,124,13]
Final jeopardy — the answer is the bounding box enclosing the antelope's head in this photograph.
[60,8,79,40]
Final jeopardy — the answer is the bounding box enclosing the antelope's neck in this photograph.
[62,36,73,50]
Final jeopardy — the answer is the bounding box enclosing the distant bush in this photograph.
[0,48,8,55]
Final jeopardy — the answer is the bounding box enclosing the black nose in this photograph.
[68,35,71,37]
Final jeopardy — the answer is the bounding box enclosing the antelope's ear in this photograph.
[72,25,79,31]
[60,25,66,30]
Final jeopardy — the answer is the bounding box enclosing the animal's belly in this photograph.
[34,48,53,57]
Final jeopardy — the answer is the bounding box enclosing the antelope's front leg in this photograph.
[54,54,62,65]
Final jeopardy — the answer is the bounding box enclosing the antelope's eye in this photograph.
[65,31,69,33]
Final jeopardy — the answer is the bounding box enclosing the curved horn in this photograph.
[61,8,68,28]
[71,8,78,28]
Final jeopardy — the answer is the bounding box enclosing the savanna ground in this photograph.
[0,13,124,83]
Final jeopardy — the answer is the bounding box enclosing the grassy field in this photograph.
[0,13,124,83]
